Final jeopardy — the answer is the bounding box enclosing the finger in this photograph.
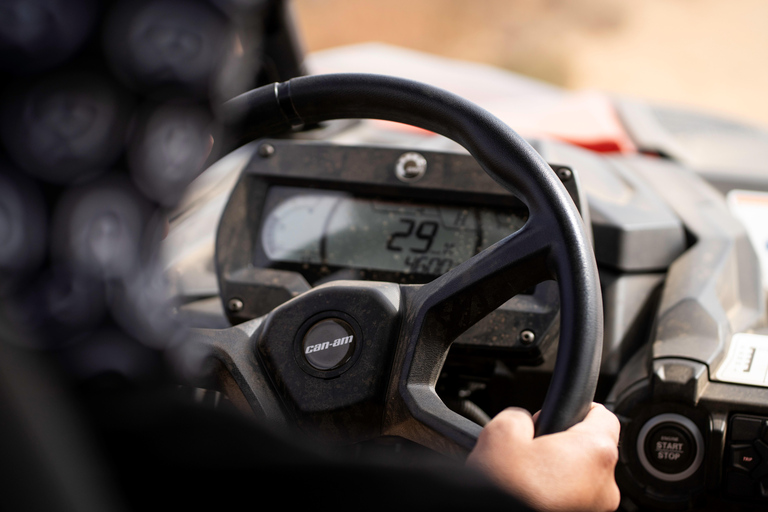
[570,403,621,441]
[486,407,535,443]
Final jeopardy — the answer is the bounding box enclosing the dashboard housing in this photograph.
[214,139,575,363]
[168,122,767,510]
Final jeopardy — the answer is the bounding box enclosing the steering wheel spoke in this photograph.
[414,220,552,344]
[381,221,553,454]
[179,317,286,423]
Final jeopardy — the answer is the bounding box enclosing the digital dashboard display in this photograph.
[259,186,526,277]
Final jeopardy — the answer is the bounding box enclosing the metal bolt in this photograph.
[519,329,536,345]
[395,152,427,182]
[258,143,275,157]
[227,298,244,313]
[556,167,573,182]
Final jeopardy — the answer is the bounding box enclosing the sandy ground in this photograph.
[293,0,768,128]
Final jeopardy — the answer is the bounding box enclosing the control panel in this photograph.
[725,414,768,501]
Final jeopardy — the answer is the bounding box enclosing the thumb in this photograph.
[473,407,535,453]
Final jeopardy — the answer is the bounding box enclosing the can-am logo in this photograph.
[305,335,354,354]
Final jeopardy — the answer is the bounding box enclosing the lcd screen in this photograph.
[259,186,525,276]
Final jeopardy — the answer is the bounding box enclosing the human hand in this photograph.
[466,403,621,512]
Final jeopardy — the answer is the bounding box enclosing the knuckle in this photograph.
[591,436,620,468]
[477,417,509,444]
[603,444,620,467]
[607,410,621,431]
[593,403,621,430]
[602,482,622,511]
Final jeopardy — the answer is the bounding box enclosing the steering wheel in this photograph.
[182,74,602,456]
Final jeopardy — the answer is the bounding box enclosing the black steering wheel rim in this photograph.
[217,73,603,449]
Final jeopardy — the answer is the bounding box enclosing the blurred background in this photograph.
[293,0,768,128]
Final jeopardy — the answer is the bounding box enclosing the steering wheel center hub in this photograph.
[302,318,357,370]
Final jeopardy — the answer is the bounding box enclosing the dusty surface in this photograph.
[293,0,768,127]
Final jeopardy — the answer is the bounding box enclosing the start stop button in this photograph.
[645,424,695,471]
[637,414,704,481]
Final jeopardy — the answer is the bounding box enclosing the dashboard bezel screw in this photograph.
[519,329,536,345]
[228,298,244,313]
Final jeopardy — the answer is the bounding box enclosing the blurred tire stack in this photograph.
[0,0,273,389]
